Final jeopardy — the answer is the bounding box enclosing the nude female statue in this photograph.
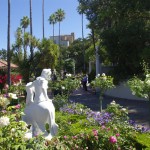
[22,69,58,140]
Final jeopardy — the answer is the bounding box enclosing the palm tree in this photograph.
[7,0,11,86]
[20,16,30,35]
[42,0,45,38]
[77,3,85,72]
[55,9,65,47]
[48,13,57,42]
[55,9,65,68]
[20,16,30,60]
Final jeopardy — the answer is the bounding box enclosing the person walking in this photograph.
[82,74,88,91]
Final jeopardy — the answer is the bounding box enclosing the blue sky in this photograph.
[0,0,90,50]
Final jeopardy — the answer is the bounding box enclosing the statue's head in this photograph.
[41,69,51,80]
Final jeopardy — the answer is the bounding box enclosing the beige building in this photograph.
[50,32,75,47]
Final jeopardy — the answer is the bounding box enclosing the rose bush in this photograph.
[91,73,115,112]
[128,73,150,101]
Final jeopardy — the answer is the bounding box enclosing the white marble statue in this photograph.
[22,69,58,140]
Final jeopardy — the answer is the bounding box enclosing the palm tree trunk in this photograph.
[82,13,84,39]
[53,23,54,42]
[81,13,85,72]
[59,21,61,67]
[30,0,33,60]
[7,0,11,86]
[59,22,60,47]
[42,0,45,38]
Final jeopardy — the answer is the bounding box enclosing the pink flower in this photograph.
[64,136,67,139]
[92,129,98,136]
[15,104,21,109]
[2,110,7,114]
[116,133,120,137]
[72,136,77,139]
[109,136,117,144]
[101,125,106,130]
[107,127,110,131]
[4,84,9,89]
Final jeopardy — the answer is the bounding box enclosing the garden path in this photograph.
[69,87,150,129]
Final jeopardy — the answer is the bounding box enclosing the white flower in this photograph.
[143,94,148,99]
[24,132,32,140]
[66,73,72,77]
[132,92,135,95]
[146,80,150,86]
[0,96,10,108]
[121,108,128,114]
[102,73,106,76]
[11,128,16,132]
[121,108,126,111]
[61,86,65,90]
[96,74,100,78]
[20,112,25,115]
[146,74,150,78]
[0,116,10,127]
[110,100,116,105]
[8,93,18,99]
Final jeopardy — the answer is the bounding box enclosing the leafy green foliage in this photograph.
[37,38,59,69]
[67,38,91,73]
[128,73,150,100]
[78,0,150,79]
[134,133,150,149]
[91,73,115,92]
[51,74,81,99]
[53,94,68,111]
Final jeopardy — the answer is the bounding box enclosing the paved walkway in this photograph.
[69,87,150,128]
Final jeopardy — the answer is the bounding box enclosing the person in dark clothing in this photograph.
[82,74,88,91]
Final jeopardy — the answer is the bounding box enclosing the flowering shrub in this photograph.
[0,74,22,85]
[54,102,149,150]
[0,105,28,149]
[50,74,81,99]
[60,102,90,115]
[0,95,10,109]
[91,73,115,91]
[128,73,150,100]
[0,100,149,149]
[86,111,112,126]
[106,100,129,121]
[91,73,115,112]
[0,74,22,93]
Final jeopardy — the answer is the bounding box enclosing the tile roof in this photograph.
[0,59,18,69]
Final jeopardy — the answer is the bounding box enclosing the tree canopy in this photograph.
[78,0,150,79]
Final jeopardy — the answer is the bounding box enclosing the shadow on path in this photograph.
[70,87,150,128]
